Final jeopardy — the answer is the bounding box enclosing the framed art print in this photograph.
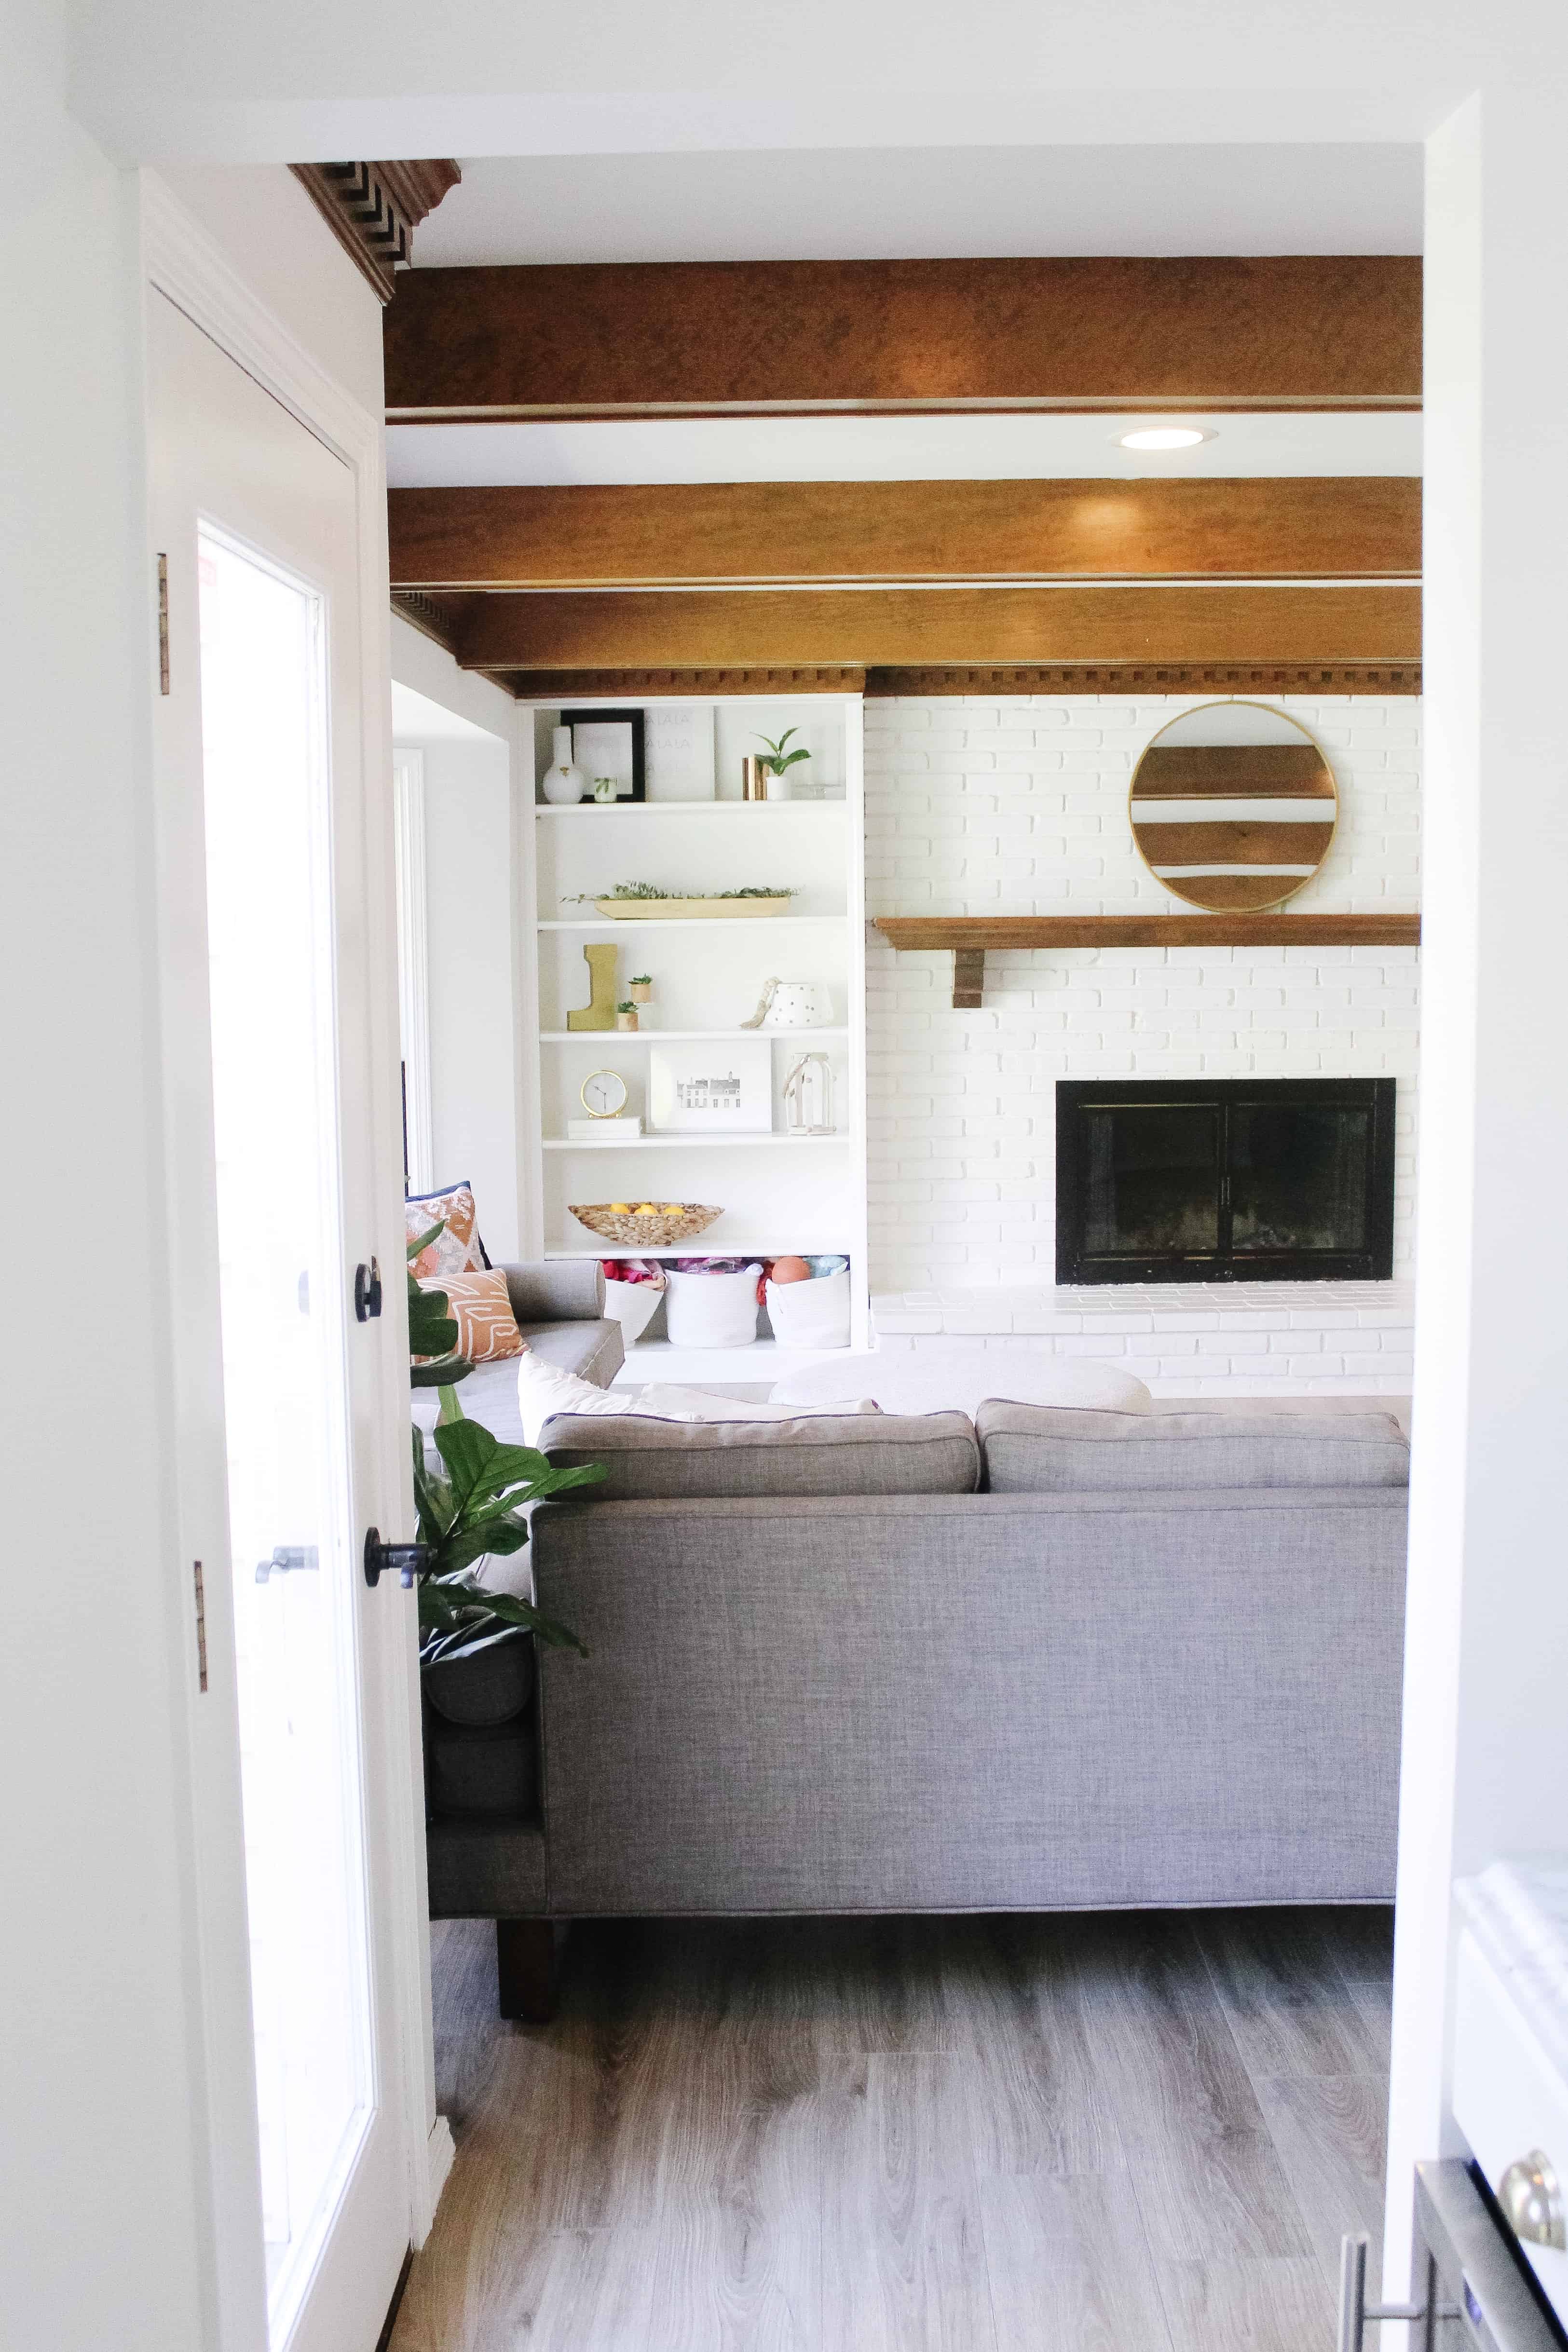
[648,1039,773,1134]
[562,707,646,802]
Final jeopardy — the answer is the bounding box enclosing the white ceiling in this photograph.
[413,142,1422,269]
[388,412,1422,489]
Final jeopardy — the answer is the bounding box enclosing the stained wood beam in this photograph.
[875,911,1422,1007]
[385,256,1421,420]
[455,584,1420,676]
[876,914,1422,948]
[389,476,1420,591]
[863,663,1421,696]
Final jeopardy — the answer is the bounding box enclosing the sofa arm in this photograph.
[501,1260,606,1325]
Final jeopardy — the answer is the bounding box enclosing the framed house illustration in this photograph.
[649,1040,772,1133]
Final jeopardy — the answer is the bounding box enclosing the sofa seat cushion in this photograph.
[770,1352,1151,1417]
[541,1408,981,1499]
[979,1403,1410,1493]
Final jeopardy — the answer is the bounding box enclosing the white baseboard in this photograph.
[424,2117,457,2235]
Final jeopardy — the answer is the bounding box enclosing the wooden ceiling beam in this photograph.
[388,476,1420,591]
[385,256,1421,420]
[862,663,1421,696]
[292,161,460,303]
[453,583,1420,676]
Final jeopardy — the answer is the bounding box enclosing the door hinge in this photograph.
[158,554,170,694]
[191,1557,208,1692]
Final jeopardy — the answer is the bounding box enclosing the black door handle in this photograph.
[354,1258,382,1321]
[364,1527,432,1590]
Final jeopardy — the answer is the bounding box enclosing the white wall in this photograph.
[397,734,521,1260]
[391,614,532,1263]
[1383,85,1568,2302]
[1,46,398,2347]
[865,693,1421,1294]
[1,13,211,2349]
[154,164,383,414]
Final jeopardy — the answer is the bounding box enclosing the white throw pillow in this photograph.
[768,1353,1152,1418]
[634,1384,880,1422]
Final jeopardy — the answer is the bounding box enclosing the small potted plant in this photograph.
[754,727,811,800]
[616,1000,639,1031]
[628,974,654,1004]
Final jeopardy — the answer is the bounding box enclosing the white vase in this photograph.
[542,725,587,805]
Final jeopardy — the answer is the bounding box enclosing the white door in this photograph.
[149,287,414,2352]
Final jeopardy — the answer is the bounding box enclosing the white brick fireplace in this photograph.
[864,693,1420,1395]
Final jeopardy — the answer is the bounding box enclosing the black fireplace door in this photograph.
[1056,1078,1396,1283]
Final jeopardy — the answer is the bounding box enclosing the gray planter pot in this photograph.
[423,1721,539,1820]
[422,1631,535,1726]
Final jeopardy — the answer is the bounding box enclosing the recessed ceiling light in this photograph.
[1116,426,1213,451]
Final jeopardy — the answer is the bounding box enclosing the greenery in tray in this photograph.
[563,881,797,903]
[755,726,811,777]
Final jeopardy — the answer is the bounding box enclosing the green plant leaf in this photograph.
[418,1570,587,1658]
[438,1520,528,1577]
[410,1358,473,1388]
[432,1414,499,1510]
[406,1218,445,1263]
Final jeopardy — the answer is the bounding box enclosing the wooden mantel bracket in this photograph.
[874,913,1423,1009]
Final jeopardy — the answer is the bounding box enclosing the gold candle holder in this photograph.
[741,755,767,801]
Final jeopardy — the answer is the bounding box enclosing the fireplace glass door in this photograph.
[1057,1079,1395,1283]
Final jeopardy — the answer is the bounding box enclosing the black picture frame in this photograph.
[561,708,646,803]
[1054,1076,1397,1284]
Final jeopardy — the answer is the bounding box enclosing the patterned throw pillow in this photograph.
[406,1182,484,1280]
[416,1269,525,1364]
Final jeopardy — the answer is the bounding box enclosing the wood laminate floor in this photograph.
[391,1907,1392,2352]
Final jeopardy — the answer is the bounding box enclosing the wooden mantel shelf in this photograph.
[874,913,1422,1007]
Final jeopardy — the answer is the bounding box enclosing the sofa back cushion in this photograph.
[978,1404,1410,1493]
[541,1408,980,1499]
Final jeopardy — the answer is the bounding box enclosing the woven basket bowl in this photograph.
[570,1201,724,1248]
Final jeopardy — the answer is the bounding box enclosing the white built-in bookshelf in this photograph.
[520,695,870,1378]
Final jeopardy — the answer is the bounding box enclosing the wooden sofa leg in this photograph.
[496,1917,563,2022]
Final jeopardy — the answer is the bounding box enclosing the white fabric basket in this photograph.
[663,1263,763,1348]
[764,1266,851,1348]
[602,1273,665,1346]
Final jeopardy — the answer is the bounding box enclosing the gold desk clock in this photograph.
[567,1068,641,1142]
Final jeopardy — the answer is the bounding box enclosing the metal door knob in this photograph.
[1498,2150,1567,2251]
[363,1528,432,1589]
[255,1545,319,1584]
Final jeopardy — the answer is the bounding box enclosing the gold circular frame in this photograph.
[1127,698,1339,913]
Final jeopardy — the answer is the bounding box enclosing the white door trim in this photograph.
[391,749,434,1195]
[140,172,443,2281]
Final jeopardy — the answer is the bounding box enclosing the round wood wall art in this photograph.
[1129,701,1337,912]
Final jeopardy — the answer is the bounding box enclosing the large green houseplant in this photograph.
[408,1221,602,1668]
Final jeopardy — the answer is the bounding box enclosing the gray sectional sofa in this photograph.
[410,1258,622,1453]
[424,1390,1410,2017]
